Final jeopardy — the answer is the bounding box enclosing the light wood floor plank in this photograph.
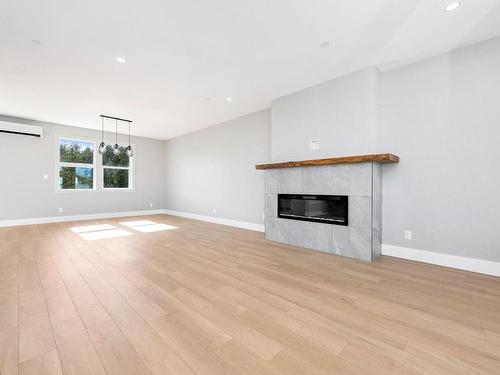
[52,316,107,375]
[0,327,18,375]
[19,350,62,375]
[85,321,152,375]
[18,263,56,364]
[150,314,236,375]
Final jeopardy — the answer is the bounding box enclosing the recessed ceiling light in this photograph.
[320,41,330,48]
[445,2,461,12]
[116,57,126,64]
[226,97,233,102]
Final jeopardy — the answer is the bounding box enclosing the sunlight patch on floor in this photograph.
[120,220,178,233]
[133,223,178,233]
[79,229,134,240]
[70,224,116,233]
[120,220,157,227]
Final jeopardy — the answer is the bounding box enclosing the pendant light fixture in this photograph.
[113,119,120,155]
[98,116,106,154]
[99,115,133,157]
[126,121,134,157]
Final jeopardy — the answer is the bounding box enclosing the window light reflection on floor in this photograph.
[119,220,178,233]
[120,220,156,228]
[70,224,116,233]
[79,229,134,241]
[133,223,178,233]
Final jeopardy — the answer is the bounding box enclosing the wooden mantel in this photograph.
[255,153,399,170]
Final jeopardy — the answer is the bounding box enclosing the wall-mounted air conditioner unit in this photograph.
[0,121,43,138]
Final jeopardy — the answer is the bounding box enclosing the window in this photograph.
[58,138,95,190]
[102,145,132,189]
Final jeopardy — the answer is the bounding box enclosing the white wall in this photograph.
[0,115,165,220]
[380,36,500,263]
[271,67,379,162]
[164,110,270,225]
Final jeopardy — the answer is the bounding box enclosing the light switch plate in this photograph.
[404,230,412,240]
[310,139,320,150]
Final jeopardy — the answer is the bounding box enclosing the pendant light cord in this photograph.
[101,117,104,141]
[115,119,118,144]
[128,122,131,145]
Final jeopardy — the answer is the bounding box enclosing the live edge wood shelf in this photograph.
[255,153,399,170]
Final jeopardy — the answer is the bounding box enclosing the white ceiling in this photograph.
[1,0,500,140]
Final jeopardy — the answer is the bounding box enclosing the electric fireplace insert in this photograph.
[277,194,348,226]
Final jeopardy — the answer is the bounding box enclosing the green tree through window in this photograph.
[103,145,131,189]
[58,138,95,190]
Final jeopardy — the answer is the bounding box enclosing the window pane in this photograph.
[103,145,129,167]
[103,168,129,188]
[59,167,94,189]
[59,139,94,164]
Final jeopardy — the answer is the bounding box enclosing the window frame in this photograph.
[55,136,97,193]
[101,143,135,192]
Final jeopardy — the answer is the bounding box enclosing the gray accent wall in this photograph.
[0,115,165,220]
[271,67,379,162]
[164,110,270,225]
[380,37,500,262]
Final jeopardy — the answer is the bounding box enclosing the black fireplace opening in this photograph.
[278,194,348,226]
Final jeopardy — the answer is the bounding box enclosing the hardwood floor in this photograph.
[1,214,500,374]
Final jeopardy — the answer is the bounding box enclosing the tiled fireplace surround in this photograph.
[264,162,382,261]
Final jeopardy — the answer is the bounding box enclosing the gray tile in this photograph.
[331,165,349,195]
[301,222,315,249]
[302,166,333,194]
[278,168,302,193]
[330,225,349,255]
[372,163,382,198]
[302,222,331,253]
[348,227,372,261]
[372,197,382,233]
[265,193,277,218]
[349,163,372,196]
[264,217,279,242]
[349,196,371,228]
[276,218,302,247]
[372,227,382,259]
[265,170,279,193]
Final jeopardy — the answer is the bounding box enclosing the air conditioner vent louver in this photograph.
[0,121,43,138]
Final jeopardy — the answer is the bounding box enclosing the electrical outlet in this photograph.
[404,230,412,240]
[43,174,48,180]
[262,213,265,221]
[310,139,320,150]
[212,208,217,214]
[58,207,63,214]
[149,203,153,208]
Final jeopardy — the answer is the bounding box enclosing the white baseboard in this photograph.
[1,208,264,233]
[0,209,167,228]
[382,244,500,277]
[164,209,265,232]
